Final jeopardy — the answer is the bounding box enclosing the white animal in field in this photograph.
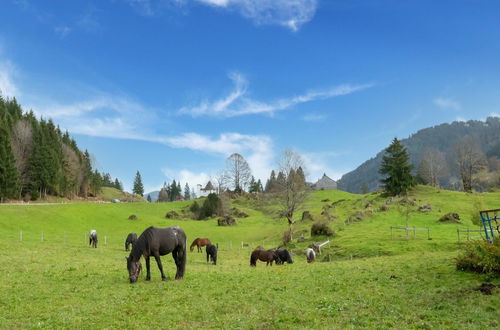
[306,248,316,263]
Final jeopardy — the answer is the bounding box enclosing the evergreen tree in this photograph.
[0,119,20,201]
[177,181,182,199]
[158,187,169,202]
[133,170,144,196]
[114,178,122,191]
[379,138,416,196]
[184,183,191,200]
[147,194,152,202]
[248,176,258,193]
[257,179,264,192]
[190,187,197,199]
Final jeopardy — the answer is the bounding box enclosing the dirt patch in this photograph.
[474,283,498,295]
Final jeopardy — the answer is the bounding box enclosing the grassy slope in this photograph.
[0,186,498,328]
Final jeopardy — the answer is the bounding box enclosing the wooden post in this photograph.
[20,231,22,241]
[467,229,470,241]
[457,229,460,243]
[413,226,416,239]
[406,227,409,240]
[427,228,430,240]
[105,236,107,246]
[84,234,87,245]
[41,232,43,242]
[391,227,393,240]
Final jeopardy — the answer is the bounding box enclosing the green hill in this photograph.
[338,117,500,193]
[0,187,498,328]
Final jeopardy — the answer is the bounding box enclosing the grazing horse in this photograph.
[206,243,217,265]
[190,238,211,253]
[125,232,137,251]
[250,249,279,267]
[306,248,316,263]
[275,249,293,265]
[89,230,98,248]
[126,226,187,283]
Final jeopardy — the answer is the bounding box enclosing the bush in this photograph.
[198,193,221,219]
[456,238,500,275]
[128,214,137,220]
[165,211,179,219]
[311,221,334,236]
[189,201,200,214]
[438,212,461,223]
[218,216,237,226]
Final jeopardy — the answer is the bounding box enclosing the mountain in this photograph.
[337,117,500,193]
[145,190,159,202]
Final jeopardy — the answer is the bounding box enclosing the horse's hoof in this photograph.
[162,277,166,281]
[145,278,151,281]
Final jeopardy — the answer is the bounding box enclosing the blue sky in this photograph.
[1,0,499,193]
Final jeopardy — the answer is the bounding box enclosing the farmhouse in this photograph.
[197,181,216,197]
[312,173,337,190]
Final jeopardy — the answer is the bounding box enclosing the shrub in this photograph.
[217,216,237,226]
[311,221,334,236]
[456,238,500,275]
[198,193,221,219]
[438,213,461,223]
[189,201,200,214]
[165,211,179,219]
[128,214,137,220]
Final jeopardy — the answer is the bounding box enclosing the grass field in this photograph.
[0,187,499,328]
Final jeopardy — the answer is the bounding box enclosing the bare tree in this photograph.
[416,148,448,187]
[277,149,308,233]
[453,136,487,192]
[10,120,33,196]
[213,171,228,194]
[225,153,252,193]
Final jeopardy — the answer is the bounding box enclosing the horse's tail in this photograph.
[175,235,187,280]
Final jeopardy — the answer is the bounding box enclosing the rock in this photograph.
[438,212,461,223]
[385,197,393,205]
[128,214,138,220]
[419,204,432,212]
[321,199,330,202]
[379,205,390,212]
[302,211,314,221]
[218,216,237,226]
[311,221,334,236]
[231,207,249,218]
[165,211,179,219]
[297,236,307,243]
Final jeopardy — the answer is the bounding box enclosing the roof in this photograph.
[202,181,215,191]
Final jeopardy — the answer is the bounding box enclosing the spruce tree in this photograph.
[184,183,191,200]
[379,138,416,196]
[133,170,144,196]
[0,119,20,201]
[147,194,152,202]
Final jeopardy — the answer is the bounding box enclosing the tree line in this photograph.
[0,96,121,202]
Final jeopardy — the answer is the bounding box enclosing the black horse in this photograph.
[89,230,98,248]
[274,249,293,264]
[126,226,187,283]
[125,232,137,251]
[206,243,217,265]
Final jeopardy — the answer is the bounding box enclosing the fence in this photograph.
[456,228,483,243]
[390,226,431,240]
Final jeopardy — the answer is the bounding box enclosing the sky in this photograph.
[1,0,499,193]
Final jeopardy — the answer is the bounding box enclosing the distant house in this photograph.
[197,181,216,197]
[312,173,337,190]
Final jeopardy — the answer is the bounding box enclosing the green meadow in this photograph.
[0,187,498,329]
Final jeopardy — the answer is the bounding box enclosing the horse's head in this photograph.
[126,256,142,283]
[285,251,293,264]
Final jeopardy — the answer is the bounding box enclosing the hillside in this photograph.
[0,187,498,327]
[338,117,500,193]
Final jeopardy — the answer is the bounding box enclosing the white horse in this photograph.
[306,248,316,263]
[89,230,98,248]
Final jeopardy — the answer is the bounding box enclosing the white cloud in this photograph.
[194,0,318,31]
[301,151,347,182]
[128,0,317,31]
[161,169,211,190]
[301,113,327,122]
[434,97,461,111]
[179,72,373,118]
[0,61,20,98]
[54,26,72,38]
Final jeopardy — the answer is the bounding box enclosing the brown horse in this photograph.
[250,249,279,267]
[190,238,211,252]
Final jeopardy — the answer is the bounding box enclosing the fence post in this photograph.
[84,234,87,246]
[406,227,409,240]
[413,226,416,239]
[427,228,430,240]
[104,236,107,246]
[391,227,393,240]
[467,229,470,241]
[457,229,460,243]
[20,231,22,241]
[64,232,67,244]
[41,232,43,242]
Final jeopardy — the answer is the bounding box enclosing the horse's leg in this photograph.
[198,245,201,253]
[153,253,167,281]
[145,256,151,281]
[172,248,185,280]
[206,250,209,263]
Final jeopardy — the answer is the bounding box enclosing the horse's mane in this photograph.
[129,226,155,261]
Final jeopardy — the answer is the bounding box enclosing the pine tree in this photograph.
[0,119,20,201]
[133,170,144,196]
[147,194,152,202]
[379,138,416,196]
[257,179,263,192]
[184,183,191,200]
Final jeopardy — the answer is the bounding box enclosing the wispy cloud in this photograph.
[0,61,19,98]
[194,0,318,31]
[302,151,348,181]
[54,26,72,38]
[301,113,327,122]
[179,72,373,118]
[434,97,461,111]
[127,0,317,31]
